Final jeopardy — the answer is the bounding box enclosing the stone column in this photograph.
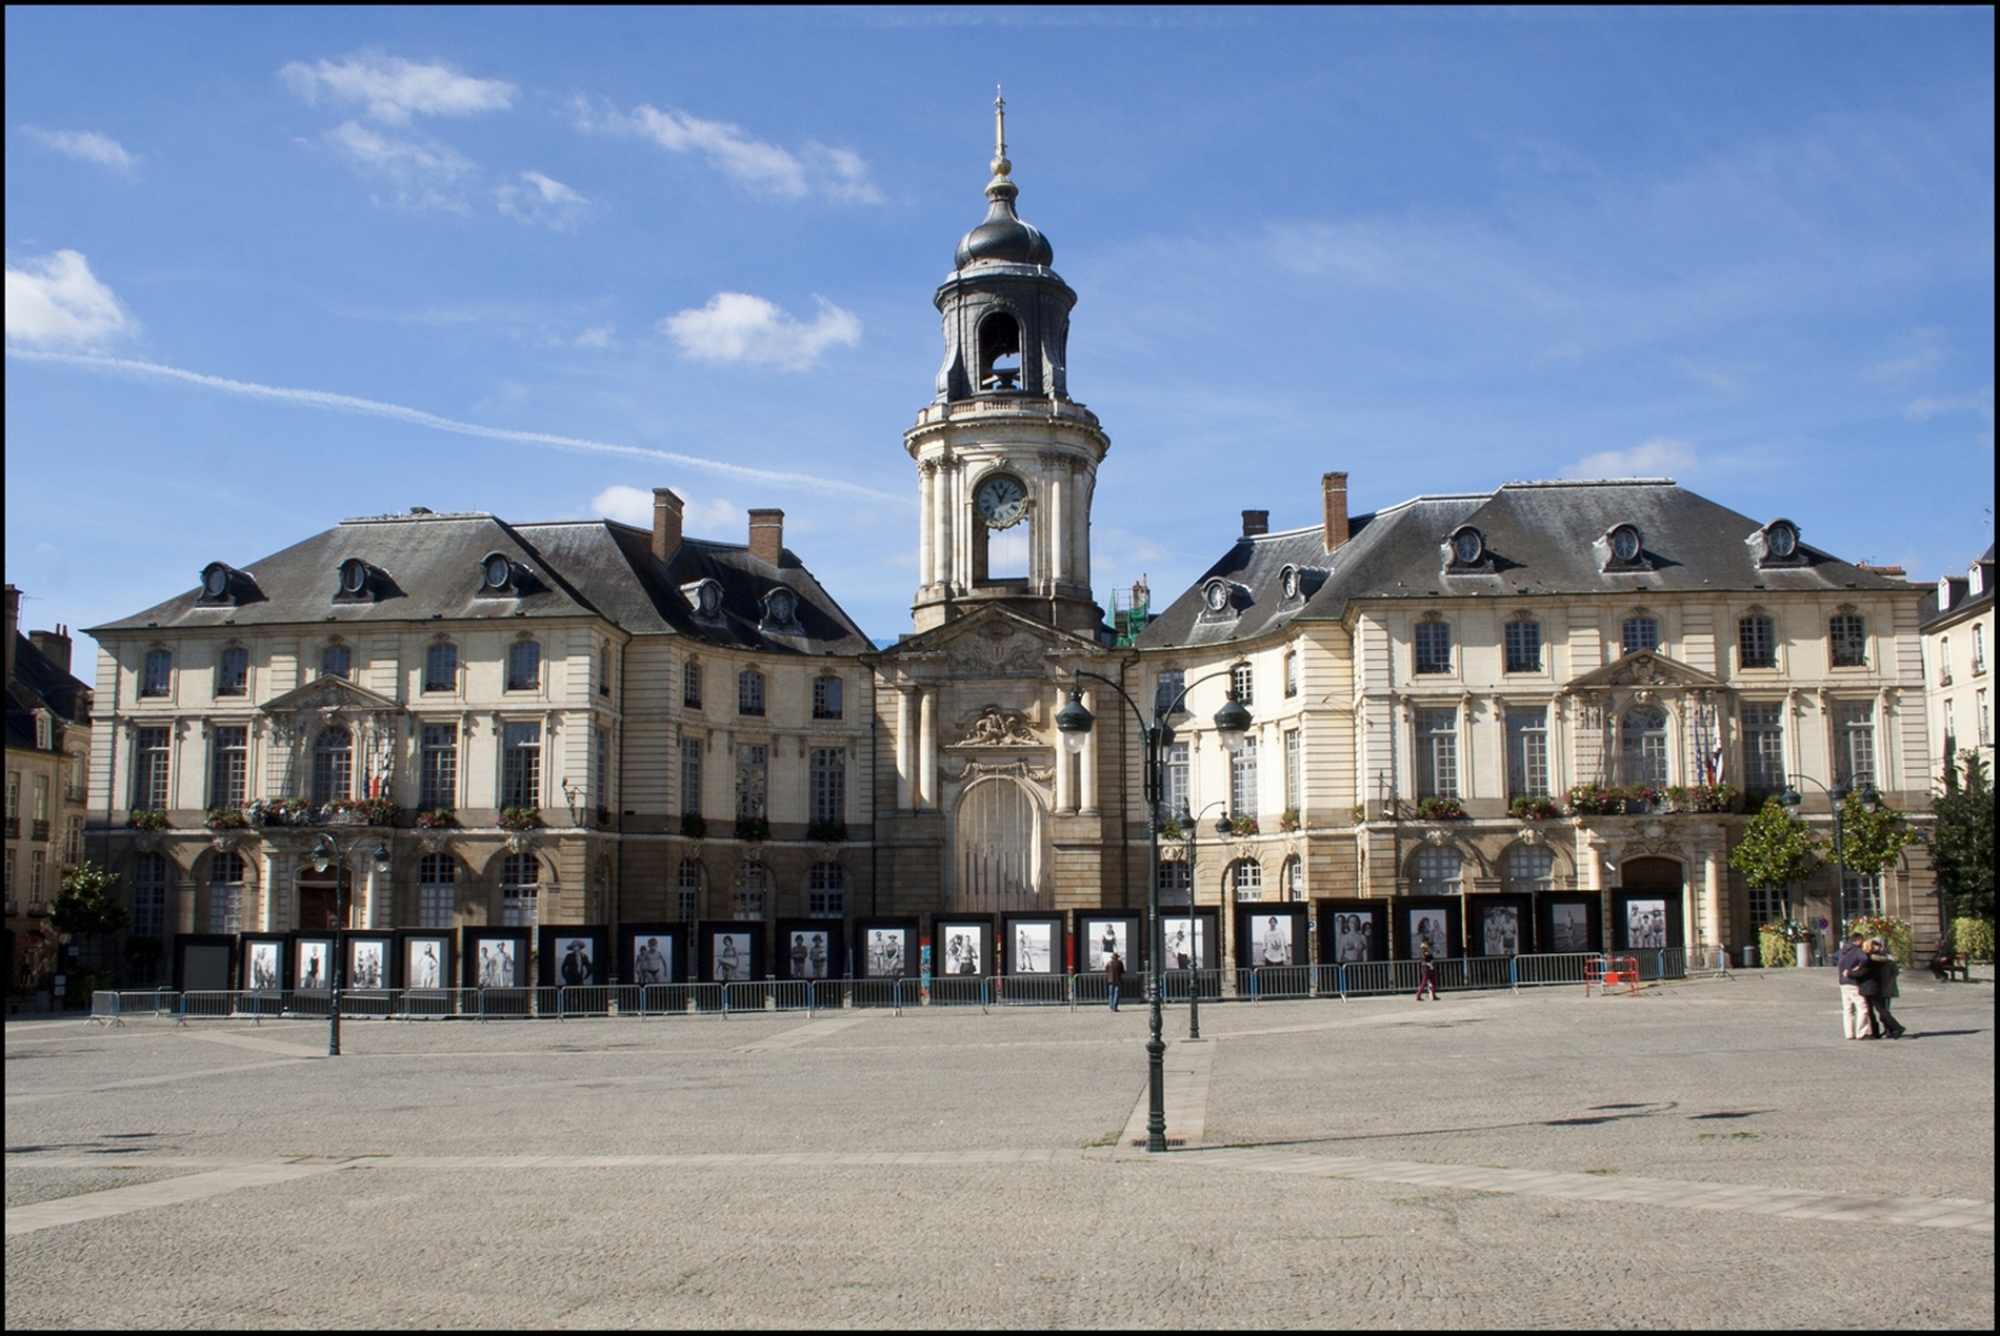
[896,687,915,812]
[919,689,937,811]
[1046,465,1065,591]
[938,466,958,595]
[918,464,936,590]
[258,848,281,932]
[1079,689,1099,814]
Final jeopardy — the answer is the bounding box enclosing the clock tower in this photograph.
[908,94,1109,638]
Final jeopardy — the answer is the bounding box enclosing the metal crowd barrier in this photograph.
[1156,969,1223,1003]
[1511,953,1595,988]
[1237,966,1314,1000]
[989,973,1072,1008]
[927,976,990,1009]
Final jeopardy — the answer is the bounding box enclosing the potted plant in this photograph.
[734,815,770,843]
[414,808,458,830]
[1229,815,1259,837]
[1279,808,1302,833]
[1414,797,1466,821]
[127,809,169,832]
[204,807,249,831]
[1509,795,1561,821]
[497,807,541,832]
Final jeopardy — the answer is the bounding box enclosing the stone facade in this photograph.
[5,587,94,993]
[1922,546,1995,778]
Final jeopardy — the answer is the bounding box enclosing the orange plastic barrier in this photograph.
[1584,955,1641,996]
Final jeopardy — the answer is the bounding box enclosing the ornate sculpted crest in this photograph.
[957,704,1038,746]
[946,624,1048,678]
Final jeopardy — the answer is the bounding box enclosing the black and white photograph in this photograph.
[295,939,330,990]
[1409,911,1449,959]
[1334,913,1374,963]
[403,937,446,990]
[939,923,985,975]
[1482,905,1521,957]
[473,937,520,988]
[246,940,281,992]
[632,935,673,985]
[1083,919,1129,972]
[789,930,832,980]
[865,927,908,978]
[1254,914,1294,967]
[349,939,387,990]
[1161,917,1206,971]
[1012,922,1053,973]
[1627,898,1668,949]
[555,935,597,986]
[1550,903,1592,954]
[713,931,753,983]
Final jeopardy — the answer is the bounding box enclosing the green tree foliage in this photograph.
[1729,796,1822,914]
[1838,792,1919,878]
[50,863,129,938]
[1932,753,1994,923]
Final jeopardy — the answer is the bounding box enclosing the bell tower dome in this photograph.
[908,93,1110,637]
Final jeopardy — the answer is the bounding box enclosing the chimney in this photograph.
[1322,472,1350,552]
[748,509,785,566]
[1241,510,1269,538]
[30,626,72,676]
[3,585,17,684]
[651,488,684,563]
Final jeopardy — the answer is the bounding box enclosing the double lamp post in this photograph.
[1780,776,1879,957]
[309,830,391,1057]
[1056,670,1252,1153]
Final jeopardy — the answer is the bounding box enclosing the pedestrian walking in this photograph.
[1835,930,1876,1040]
[1104,950,1125,1012]
[1863,937,1907,1039]
[1414,941,1439,1001]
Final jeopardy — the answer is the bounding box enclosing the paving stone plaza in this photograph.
[5,967,1993,1329]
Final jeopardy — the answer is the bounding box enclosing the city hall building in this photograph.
[82,120,1942,990]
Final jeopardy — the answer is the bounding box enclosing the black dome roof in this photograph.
[955,195,1053,269]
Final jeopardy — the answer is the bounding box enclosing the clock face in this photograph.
[974,474,1028,529]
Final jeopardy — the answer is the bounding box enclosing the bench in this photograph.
[1930,951,1971,983]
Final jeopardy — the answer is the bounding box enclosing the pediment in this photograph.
[1568,650,1724,693]
[878,605,1103,678]
[262,675,403,715]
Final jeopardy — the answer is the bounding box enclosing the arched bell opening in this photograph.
[978,311,1022,391]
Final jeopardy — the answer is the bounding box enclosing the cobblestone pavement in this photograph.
[5,967,1992,1328]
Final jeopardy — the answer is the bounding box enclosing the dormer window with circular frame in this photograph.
[339,558,370,597]
[204,565,231,599]
[1279,566,1299,600]
[682,578,724,619]
[1609,525,1642,564]
[1203,580,1233,614]
[482,554,513,592]
[1765,520,1798,559]
[1449,526,1485,566]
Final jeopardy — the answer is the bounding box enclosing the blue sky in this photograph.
[6,7,1992,645]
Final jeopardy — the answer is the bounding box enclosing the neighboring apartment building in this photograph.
[1138,476,1940,962]
[1922,544,1995,777]
[5,585,94,993]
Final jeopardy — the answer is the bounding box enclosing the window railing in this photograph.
[31,820,51,842]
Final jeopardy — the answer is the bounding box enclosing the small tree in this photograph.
[1932,752,1995,927]
[1729,796,1822,926]
[50,862,131,980]
[1838,792,1920,906]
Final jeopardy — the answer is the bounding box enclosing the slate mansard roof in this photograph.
[88,511,872,656]
[7,633,92,752]
[1137,479,1918,650]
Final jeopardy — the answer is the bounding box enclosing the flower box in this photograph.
[127,809,169,832]
[497,807,541,832]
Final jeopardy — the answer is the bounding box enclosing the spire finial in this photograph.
[987,85,1016,202]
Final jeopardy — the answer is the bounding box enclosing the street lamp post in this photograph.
[310,831,393,1057]
[1056,670,1251,1153]
[1781,777,1878,959]
[1174,800,1231,1041]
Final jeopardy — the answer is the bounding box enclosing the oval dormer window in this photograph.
[1280,566,1299,600]
[483,555,513,591]
[339,558,370,596]
[204,566,230,598]
[1451,527,1484,565]
[767,589,795,623]
[697,580,722,617]
[1610,525,1642,563]
[1766,521,1798,559]
[1204,580,1231,613]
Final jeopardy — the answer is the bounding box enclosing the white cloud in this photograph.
[1903,386,1993,421]
[1560,436,1696,480]
[496,170,593,228]
[579,98,881,203]
[592,484,742,536]
[659,293,861,371]
[324,120,474,210]
[22,126,136,171]
[280,53,514,124]
[573,324,613,348]
[4,250,136,349]
[1867,328,1946,382]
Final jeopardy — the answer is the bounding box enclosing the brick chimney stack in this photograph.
[1322,472,1350,552]
[748,509,785,565]
[651,488,684,563]
[29,625,72,675]
[1241,510,1269,538]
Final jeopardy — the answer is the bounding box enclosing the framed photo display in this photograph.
[777,920,844,981]
[932,916,994,977]
[617,924,687,987]
[462,928,531,989]
[1157,909,1218,972]
[1539,897,1601,955]
[1235,904,1308,969]
[1465,895,1533,958]
[1074,913,1142,973]
[240,934,287,993]
[1613,892,1682,951]
[539,926,609,987]
[174,934,235,993]
[396,932,452,991]
[1315,900,1387,964]
[1398,899,1461,959]
[702,924,763,983]
[292,935,334,991]
[1001,914,1065,974]
[346,934,395,991]
[854,919,918,978]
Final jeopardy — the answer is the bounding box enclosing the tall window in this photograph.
[1284,729,1302,811]
[502,722,541,808]
[30,850,46,905]
[1282,855,1304,901]
[501,853,539,926]
[210,726,247,809]
[1229,858,1263,902]
[33,773,49,827]
[130,852,168,938]
[594,729,610,812]
[1739,615,1776,669]
[1155,669,1185,716]
[141,649,172,697]
[809,863,845,917]
[208,852,245,934]
[312,727,353,805]
[1974,624,1987,675]
[1622,617,1660,655]
[1506,706,1549,798]
[736,744,768,820]
[320,644,351,680]
[1749,886,1785,928]
[812,675,843,720]
[676,859,702,920]
[1158,860,1190,906]
[1621,707,1669,787]
[1230,735,1259,816]
[732,863,768,920]
[680,738,703,817]
[1414,846,1461,896]
[809,747,845,825]
[419,724,458,810]
[1504,620,1543,673]
[1164,741,1190,818]
[738,668,765,716]
[216,647,249,697]
[1506,845,1554,892]
[1230,662,1254,705]
[424,642,457,693]
[683,660,703,708]
[1284,651,1300,698]
[506,641,541,692]
[1416,707,1458,799]
[1943,699,1957,754]
[599,643,612,697]
[1741,702,1786,793]
[4,770,15,828]
[417,854,455,928]
[1938,635,1953,685]
[64,816,82,865]
[1829,614,1867,668]
[1414,621,1452,674]
[1842,868,1883,919]
[1978,688,1991,746]
[1834,702,1875,788]
[134,727,172,809]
